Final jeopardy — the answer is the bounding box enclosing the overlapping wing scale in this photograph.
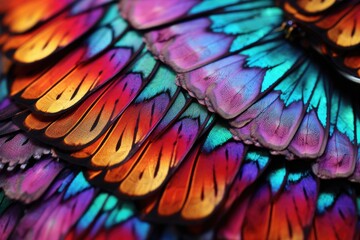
[121,0,271,30]
[218,160,318,239]
[65,194,151,240]
[350,114,360,181]
[88,101,213,197]
[0,78,50,170]
[265,170,318,239]
[312,91,357,178]
[12,31,143,115]
[177,37,303,119]
[14,50,156,150]
[143,124,245,222]
[0,156,153,240]
[231,59,329,156]
[0,73,50,171]
[11,170,96,239]
[309,184,357,240]
[144,3,284,73]
[282,1,360,49]
[241,164,289,239]
[114,103,212,197]
[309,3,360,49]
[279,1,360,82]
[286,0,339,14]
[0,0,112,63]
[0,132,51,170]
[9,4,128,96]
[287,69,330,158]
[0,157,64,203]
[123,0,360,183]
[0,0,74,34]
[220,149,270,214]
[62,65,181,168]
[216,149,270,239]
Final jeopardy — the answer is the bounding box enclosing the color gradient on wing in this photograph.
[13,33,142,115]
[64,65,181,168]
[0,156,153,240]
[312,92,357,178]
[221,149,270,213]
[144,3,283,73]
[1,0,74,33]
[280,1,360,82]
[287,0,338,14]
[144,124,245,221]
[282,1,360,49]
[9,4,128,96]
[16,50,156,150]
[125,0,360,181]
[65,194,151,240]
[231,59,329,157]
[1,0,111,63]
[217,159,318,239]
[120,0,263,30]
[94,102,213,197]
[309,184,357,240]
[0,157,64,203]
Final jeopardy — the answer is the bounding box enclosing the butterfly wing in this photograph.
[122,0,360,180]
[280,0,360,81]
[0,156,154,239]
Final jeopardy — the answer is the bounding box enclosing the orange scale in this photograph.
[103,149,143,183]
[16,47,86,99]
[28,73,144,150]
[1,33,32,54]
[91,94,172,168]
[10,67,46,97]
[44,86,109,140]
[33,48,133,115]
[283,3,320,22]
[68,132,108,160]
[292,0,336,13]
[242,185,272,240]
[0,0,28,13]
[3,7,103,63]
[325,6,360,47]
[22,113,52,131]
[118,117,209,197]
[0,33,9,46]
[63,74,144,147]
[180,142,244,220]
[267,176,318,239]
[2,0,73,34]
[155,140,245,221]
[315,5,353,29]
[157,145,201,217]
[344,55,360,69]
